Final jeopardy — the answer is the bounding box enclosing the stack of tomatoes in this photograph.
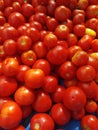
[0,0,98,130]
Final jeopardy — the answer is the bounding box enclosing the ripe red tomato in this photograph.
[21,105,32,119]
[0,101,22,129]
[91,39,98,52]
[81,115,98,130]
[2,57,19,77]
[42,75,58,93]
[7,125,26,130]
[30,113,55,130]
[47,45,68,65]
[32,59,51,75]
[67,33,78,47]
[14,86,35,106]
[54,5,71,22]
[32,89,52,112]
[76,65,96,82]
[63,86,86,111]
[24,69,45,89]
[0,75,17,97]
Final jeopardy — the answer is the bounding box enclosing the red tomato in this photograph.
[21,50,37,66]
[3,39,17,56]
[42,75,58,93]
[14,86,35,106]
[32,59,51,75]
[76,65,96,82]
[0,15,6,26]
[64,78,78,88]
[32,89,52,112]
[30,21,42,31]
[51,103,71,125]
[17,35,32,53]
[91,39,98,52]
[24,69,45,89]
[30,113,55,130]
[0,75,17,97]
[67,33,78,47]
[77,0,88,10]
[55,24,69,40]
[35,5,47,14]
[8,12,25,28]
[54,5,71,22]
[2,57,19,77]
[73,13,85,25]
[12,2,22,13]
[0,101,22,129]
[63,86,86,111]
[58,61,76,80]
[51,85,66,103]
[7,125,26,130]
[47,45,68,65]
[81,115,98,130]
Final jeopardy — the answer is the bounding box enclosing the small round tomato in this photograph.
[85,100,97,113]
[67,33,78,47]
[81,115,98,130]
[17,35,32,53]
[21,50,37,66]
[91,39,98,52]
[35,5,47,14]
[43,33,58,49]
[32,89,52,112]
[30,113,55,130]
[3,39,17,56]
[0,75,17,97]
[30,21,42,31]
[76,65,96,82]
[16,65,30,82]
[57,40,68,48]
[0,15,6,26]
[58,61,76,80]
[64,78,78,88]
[2,57,19,77]
[55,24,69,40]
[12,2,22,13]
[77,0,88,10]
[4,7,14,18]
[54,5,71,22]
[42,75,58,93]
[63,86,86,111]
[32,59,51,75]
[51,85,66,103]
[7,125,26,130]
[72,50,89,66]
[8,12,25,28]
[0,101,22,129]
[14,86,35,106]
[78,81,97,99]
[51,103,71,125]
[25,69,45,89]
[47,45,68,65]
[32,41,48,58]
[73,13,85,25]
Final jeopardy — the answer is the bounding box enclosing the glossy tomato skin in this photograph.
[51,103,71,125]
[47,45,68,65]
[2,57,19,77]
[76,65,96,82]
[81,115,98,130]
[14,86,35,106]
[0,101,22,129]
[58,61,76,80]
[32,59,51,75]
[25,69,45,89]
[63,86,86,111]
[0,75,17,97]
[42,75,58,93]
[30,113,55,130]
[32,89,52,112]
[7,125,26,130]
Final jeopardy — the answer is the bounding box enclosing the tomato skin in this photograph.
[76,65,96,82]
[47,45,68,65]
[30,21,42,31]
[67,33,78,47]
[2,57,19,77]
[12,2,22,13]
[14,86,35,106]
[54,5,71,22]
[51,103,71,125]
[63,86,86,111]
[81,115,98,130]
[7,125,26,130]
[32,59,51,75]
[42,75,58,93]
[32,89,52,112]
[0,101,22,129]
[21,105,32,119]
[3,39,17,56]
[58,61,76,80]
[73,13,85,25]
[0,75,17,97]
[30,113,55,130]
[25,69,45,89]
[91,39,98,52]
